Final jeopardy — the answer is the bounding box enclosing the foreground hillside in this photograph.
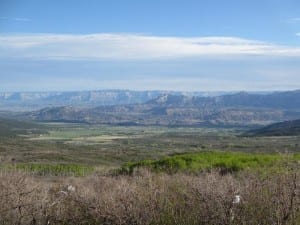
[0,117,299,224]
[0,169,299,225]
[25,90,300,127]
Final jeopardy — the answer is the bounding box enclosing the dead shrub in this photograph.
[0,169,299,225]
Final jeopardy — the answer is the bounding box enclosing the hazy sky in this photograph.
[0,0,300,91]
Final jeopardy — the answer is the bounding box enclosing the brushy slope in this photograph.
[15,163,94,176]
[0,170,299,225]
[0,117,45,137]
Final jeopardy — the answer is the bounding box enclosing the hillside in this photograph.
[24,90,300,127]
[246,119,300,136]
[0,117,45,137]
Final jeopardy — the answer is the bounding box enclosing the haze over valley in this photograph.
[1,0,300,224]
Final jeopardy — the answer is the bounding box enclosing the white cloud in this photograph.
[287,17,300,23]
[0,17,31,22]
[13,17,32,22]
[0,33,300,60]
[297,33,300,36]
[4,76,299,92]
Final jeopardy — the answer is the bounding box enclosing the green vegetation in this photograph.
[0,118,299,176]
[120,151,300,174]
[0,120,299,169]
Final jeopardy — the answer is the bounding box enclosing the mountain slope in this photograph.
[218,90,300,109]
[24,90,300,127]
[147,90,300,109]
[246,119,300,136]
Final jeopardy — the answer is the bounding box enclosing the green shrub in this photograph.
[119,151,298,174]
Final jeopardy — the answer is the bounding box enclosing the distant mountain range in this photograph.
[148,90,300,109]
[23,90,300,127]
[246,119,300,136]
[0,90,230,111]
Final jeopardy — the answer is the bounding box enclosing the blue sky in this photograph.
[0,0,300,91]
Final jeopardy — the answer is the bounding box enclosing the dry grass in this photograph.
[0,169,299,225]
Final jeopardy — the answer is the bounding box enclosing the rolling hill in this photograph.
[246,119,300,136]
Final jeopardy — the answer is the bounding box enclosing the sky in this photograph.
[0,0,300,92]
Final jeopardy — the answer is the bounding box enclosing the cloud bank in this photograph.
[1,33,300,60]
[1,33,299,91]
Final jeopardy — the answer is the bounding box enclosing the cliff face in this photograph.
[0,90,221,110]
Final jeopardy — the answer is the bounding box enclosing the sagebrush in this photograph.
[0,169,299,225]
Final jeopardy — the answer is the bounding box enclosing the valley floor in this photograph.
[0,122,299,224]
